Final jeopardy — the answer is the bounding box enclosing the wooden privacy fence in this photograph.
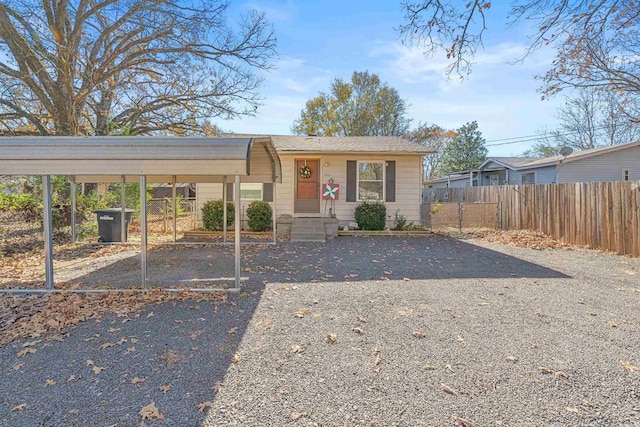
[436,181,640,257]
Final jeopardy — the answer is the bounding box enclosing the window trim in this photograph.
[521,171,536,185]
[622,168,631,181]
[237,183,263,201]
[356,160,385,201]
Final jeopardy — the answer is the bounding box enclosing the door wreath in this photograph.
[299,165,312,178]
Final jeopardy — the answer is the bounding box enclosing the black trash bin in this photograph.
[94,208,134,242]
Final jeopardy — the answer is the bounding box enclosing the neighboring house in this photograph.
[425,140,640,189]
[150,183,195,199]
[197,135,432,227]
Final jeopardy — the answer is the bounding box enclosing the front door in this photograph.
[294,159,320,213]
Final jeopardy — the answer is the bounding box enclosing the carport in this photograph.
[0,136,282,293]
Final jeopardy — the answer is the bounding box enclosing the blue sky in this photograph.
[223,1,567,156]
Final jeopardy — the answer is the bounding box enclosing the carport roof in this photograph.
[0,136,281,183]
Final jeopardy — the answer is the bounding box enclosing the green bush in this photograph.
[392,210,410,231]
[354,201,386,230]
[246,200,272,231]
[0,193,41,223]
[202,200,234,230]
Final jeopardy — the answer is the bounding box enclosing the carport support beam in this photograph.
[140,176,148,290]
[70,180,76,243]
[234,175,241,291]
[121,176,126,243]
[272,182,277,244]
[43,175,54,290]
[223,175,228,243]
[172,176,177,243]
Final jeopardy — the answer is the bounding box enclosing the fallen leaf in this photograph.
[538,366,553,374]
[294,308,309,318]
[624,270,636,276]
[139,402,164,420]
[130,338,139,344]
[356,316,367,323]
[424,364,438,370]
[125,346,136,355]
[100,342,115,350]
[227,327,238,334]
[67,375,76,382]
[12,362,25,371]
[325,334,338,344]
[231,353,239,363]
[108,327,121,333]
[555,371,570,378]
[17,348,36,357]
[198,401,214,412]
[412,331,426,339]
[453,416,475,427]
[581,399,595,408]
[621,361,640,372]
[146,312,155,318]
[159,385,171,393]
[291,345,305,354]
[86,360,94,366]
[403,277,410,281]
[131,377,145,384]
[92,366,105,375]
[351,327,363,334]
[566,407,579,414]
[607,320,619,327]
[22,340,42,347]
[291,411,308,420]
[11,403,26,412]
[45,379,56,386]
[505,356,518,363]
[374,355,384,366]
[441,384,458,396]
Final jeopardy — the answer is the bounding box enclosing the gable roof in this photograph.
[481,157,538,169]
[225,134,433,154]
[520,140,640,169]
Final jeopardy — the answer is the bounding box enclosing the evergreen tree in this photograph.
[439,121,487,174]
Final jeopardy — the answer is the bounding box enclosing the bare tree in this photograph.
[0,0,276,136]
[555,89,640,150]
[398,1,640,105]
[405,123,456,179]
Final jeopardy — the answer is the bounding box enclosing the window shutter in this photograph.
[226,183,234,201]
[263,183,273,202]
[385,161,396,202]
[346,161,357,202]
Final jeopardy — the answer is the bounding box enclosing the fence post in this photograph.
[498,200,503,229]
[458,203,463,232]
[163,199,167,233]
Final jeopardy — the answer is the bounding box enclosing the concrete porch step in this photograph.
[289,218,326,243]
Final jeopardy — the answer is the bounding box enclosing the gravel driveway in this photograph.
[1,235,639,426]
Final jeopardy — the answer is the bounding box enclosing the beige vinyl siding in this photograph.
[557,146,640,183]
[281,154,422,224]
[197,153,424,225]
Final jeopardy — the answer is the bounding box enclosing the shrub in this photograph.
[202,200,234,230]
[354,201,386,230]
[392,210,410,231]
[246,200,272,231]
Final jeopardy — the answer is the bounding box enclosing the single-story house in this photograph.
[426,140,640,189]
[197,135,433,228]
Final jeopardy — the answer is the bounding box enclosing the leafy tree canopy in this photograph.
[405,123,456,179]
[292,71,411,137]
[438,121,487,175]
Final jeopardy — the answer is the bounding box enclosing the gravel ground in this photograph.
[1,235,639,426]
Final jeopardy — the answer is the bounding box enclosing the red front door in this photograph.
[294,159,320,213]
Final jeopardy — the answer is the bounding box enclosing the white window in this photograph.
[240,183,262,200]
[521,172,535,185]
[357,161,384,201]
[622,169,631,181]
